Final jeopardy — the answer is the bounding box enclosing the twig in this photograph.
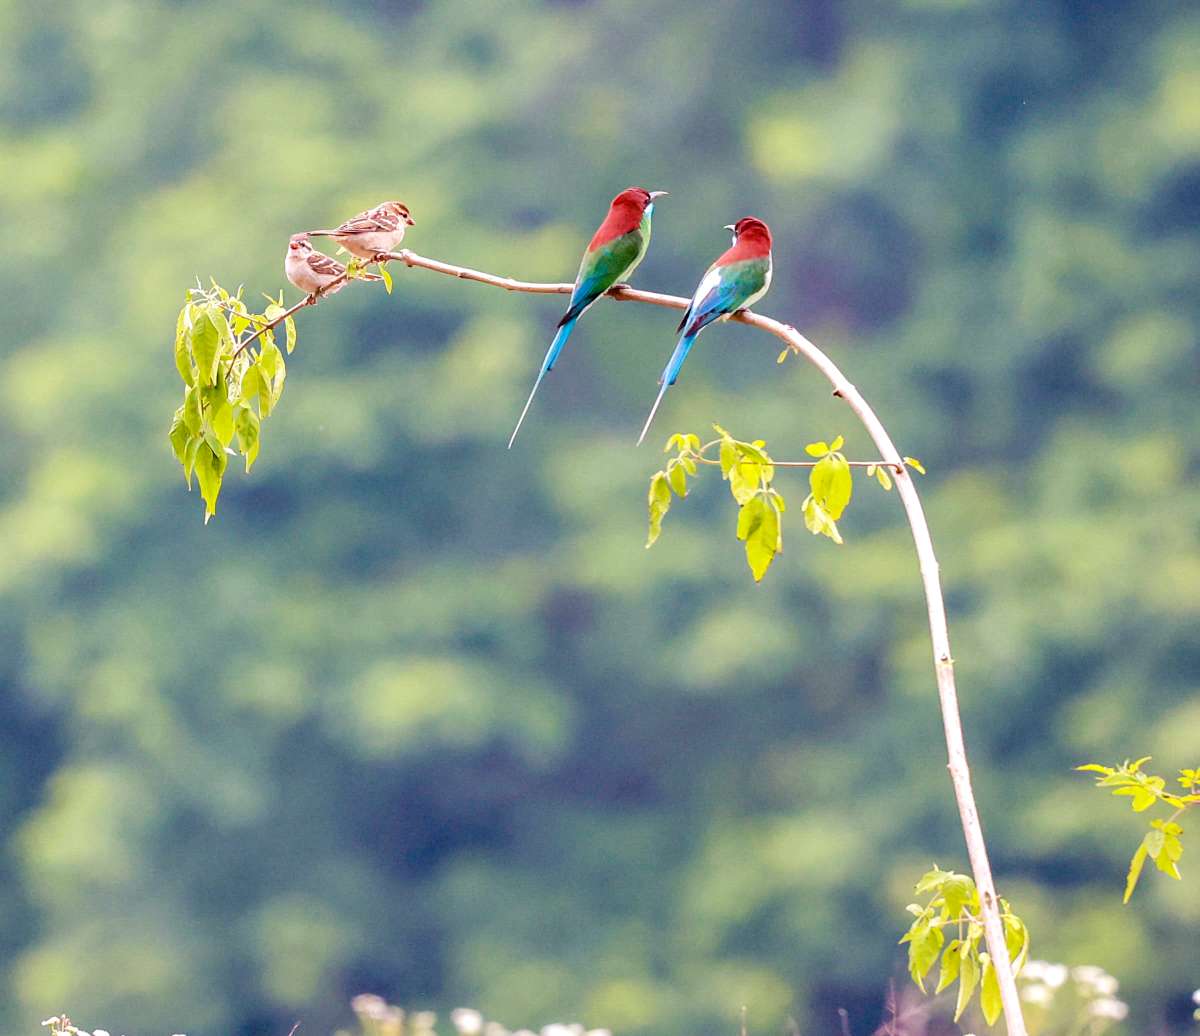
[228,246,1028,1036]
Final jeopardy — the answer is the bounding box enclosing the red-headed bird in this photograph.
[508,186,668,448]
[637,217,773,446]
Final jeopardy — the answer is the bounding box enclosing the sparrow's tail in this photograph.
[637,332,696,446]
[508,317,578,449]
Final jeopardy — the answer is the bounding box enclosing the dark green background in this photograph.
[1,1,1198,1033]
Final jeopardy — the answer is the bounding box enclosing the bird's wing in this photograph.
[679,259,768,335]
[558,230,644,326]
[307,252,346,277]
[335,208,398,235]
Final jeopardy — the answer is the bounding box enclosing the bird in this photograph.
[306,200,415,260]
[637,216,773,446]
[507,186,669,448]
[285,233,381,302]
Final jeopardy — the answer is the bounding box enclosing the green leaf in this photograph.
[1124,841,1149,902]
[802,494,843,544]
[811,452,853,519]
[719,437,738,476]
[776,349,788,364]
[193,441,228,524]
[980,954,1002,1026]
[183,435,201,489]
[667,461,687,497]
[906,922,944,992]
[936,938,961,993]
[174,305,195,386]
[646,472,672,548]
[904,456,926,475]
[875,465,893,490]
[183,385,202,435]
[830,435,844,451]
[745,498,781,582]
[1076,763,1115,774]
[285,314,297,353]
[191,308,221,386]
[379,266,393,295]
[210,392,234,448]
[168,413,189,468]
[804,441,828,457]
[939,873,976,919]
[914,865,950,895]
[737,494,765,544]
[235,405,260,473]
[1004,915,1029,974]
[954,943,979,1021]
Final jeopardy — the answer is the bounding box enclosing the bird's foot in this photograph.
[611,282,633,292]
[306,292,318,305]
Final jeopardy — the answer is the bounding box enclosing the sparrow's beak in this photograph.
[405,215,416,225]
[723,224,736,232]
[648,190,669,200]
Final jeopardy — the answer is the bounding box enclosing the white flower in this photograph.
[1023,960,1049,981]
[541,1025,575,1036]
[1089,998,1129,1021]
[1021,984,1053,1006]
[452,1009,485,1035]
[1092,975,1119,996]
[585,1030,613,1036]
[1072,966,1106,986]
[485,1022,510,1036]
[1191,989,1200,1006]
[1043,964,1068,989]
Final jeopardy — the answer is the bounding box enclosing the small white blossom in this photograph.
[452,1009,485,1035]
[1191,988,1200,1006]
[1089,998,1129,1021]
[1092,975,1119,996]
[1021,984,1053,1006]
[484,1022,510,1036]
[1072,966,1107,986]
[1022,960,1048,981]
[541,1025,575,1036]
[585,1030,613,1036]
[1043,964,1068,989]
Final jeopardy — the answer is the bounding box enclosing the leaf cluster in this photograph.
[646,427,921,582]
[1076,757,1200,901]
[167,282,296,522]
[899,865,1029,1027]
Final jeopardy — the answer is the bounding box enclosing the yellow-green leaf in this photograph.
[646,472,672,547]
[776,349,788,364]
[904,456,926,474]
[285,314,297,353]
[936,939,961,994]
[954,944,979,1020]
[1124,842,1149,902]
[235,405,260,473]
[980,955,1002,1026]
[194,441,228,524]
[191,308,221,386]
[805,441,828,457]
[667,462,687,497]
[379,266,393,295]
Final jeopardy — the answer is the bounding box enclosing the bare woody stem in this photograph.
[233,246,1028,1036]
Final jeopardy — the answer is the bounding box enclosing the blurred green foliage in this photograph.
[1,1,1199,1035]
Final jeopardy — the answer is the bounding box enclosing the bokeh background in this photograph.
[1,0,1198,1033]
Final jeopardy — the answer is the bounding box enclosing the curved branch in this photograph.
[240,246,1028,1036]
